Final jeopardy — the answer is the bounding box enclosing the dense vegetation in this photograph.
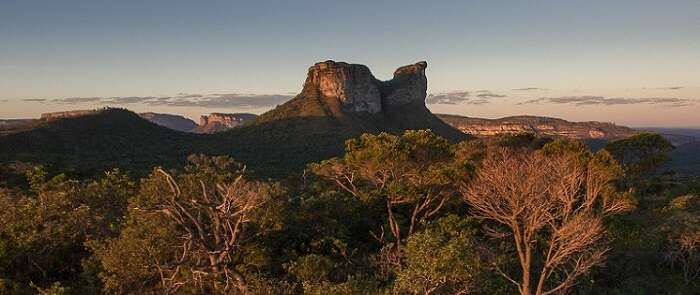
[1,130,698,294]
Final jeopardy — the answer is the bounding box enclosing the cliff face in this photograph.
[196,113,257,133]
[199,113,257,127]
[438,114,636,140]
[299,60,429,116]
[303,61,382,114]
[382,61,428,107]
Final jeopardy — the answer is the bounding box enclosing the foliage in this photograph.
[0,130,698,294]
[0,167,134,293]
[312,130,473,275]
[604,132,673,175]
[395,214,485,294]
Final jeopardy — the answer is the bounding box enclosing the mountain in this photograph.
[139,112,199,132]
[253,60,465,140]
[195,113,257,133]
[0,60,467,178]
[636,127,700,147]
[438,114,636,140]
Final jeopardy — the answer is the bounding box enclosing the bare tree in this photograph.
[462,149,632,295]
[153,168,271,294]
[665,231,700,284]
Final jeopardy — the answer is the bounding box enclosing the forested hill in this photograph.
[0,109,208,177]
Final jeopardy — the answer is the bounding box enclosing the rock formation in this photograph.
[196,113,258,133]
[300,60,429,115]
[303,61,382,114]
[438,114,636,140]
[256,60,465,143]
[382,61,428,107]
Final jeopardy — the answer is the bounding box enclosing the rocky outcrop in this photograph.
[41,110,98,121]
[196,113,258,133]
[199,113,256,127]
[303,61,382,114]
[438,114,636,140]
[382,61,428,107]
[301,60,429,115]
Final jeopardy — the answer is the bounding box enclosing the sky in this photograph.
[1,0,699,127]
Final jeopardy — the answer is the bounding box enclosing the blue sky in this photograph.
[1,0,699,127]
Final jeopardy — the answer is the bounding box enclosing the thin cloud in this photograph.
[176,93,204,98]
[656,86,684,90]
[426,90,505,105]
[23,98,47,102]
[21,93,294,109]
[146,93,293,108]
[519,96,696,107]
[103,96,158,104]
[512,87,548,91]
[475,92,506,98]
[51,97,102,104]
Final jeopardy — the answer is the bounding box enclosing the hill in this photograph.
[636,127,700,147]
[0,109,210,177]
[139,112,199,132]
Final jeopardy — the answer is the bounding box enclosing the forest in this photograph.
[0,130,698,294]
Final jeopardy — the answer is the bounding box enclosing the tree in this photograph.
[154,168,274,294]
[312,130,468,267]
[394,214,485,294]
[604,132,673,175]
[96,155,279,294]
[663,194,700,284]
[462,148,633,295]
[0,167,134,293]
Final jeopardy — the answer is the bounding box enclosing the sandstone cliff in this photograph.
[196,113,257,133]
[199,113,257,128]
[438,114,636,140]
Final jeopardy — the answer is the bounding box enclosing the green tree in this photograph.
[312,130,472,270]
[604,132,673,175]
[395,214,485,294]
[0,167,134,293]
